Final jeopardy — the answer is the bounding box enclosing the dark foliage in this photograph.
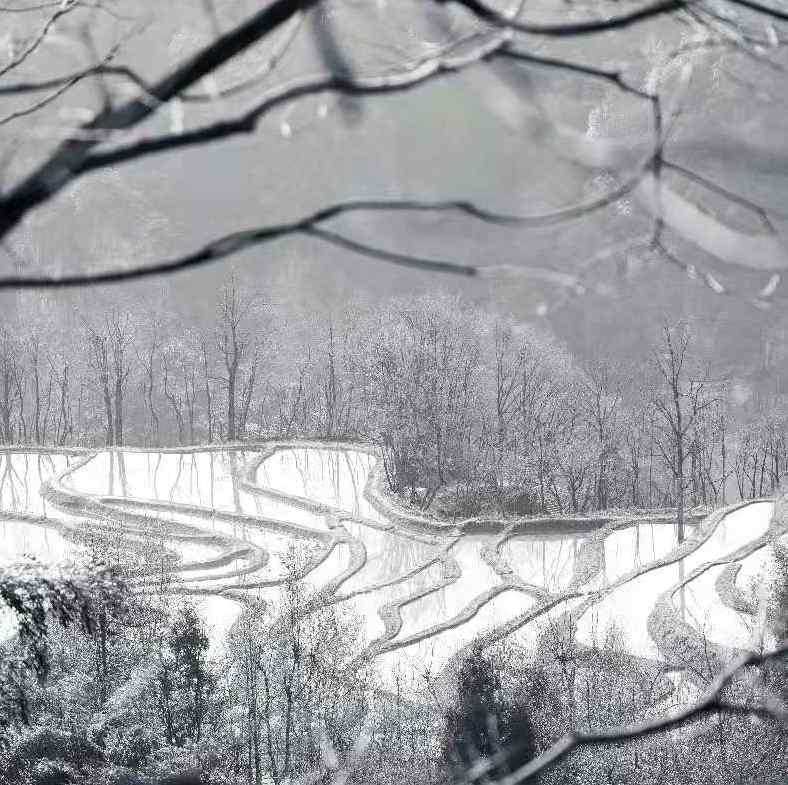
[443,642,538,781]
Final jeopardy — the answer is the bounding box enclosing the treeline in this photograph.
[1,286,785,517]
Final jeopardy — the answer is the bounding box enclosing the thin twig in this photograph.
[0,41,123,128]
[0,0,80,79]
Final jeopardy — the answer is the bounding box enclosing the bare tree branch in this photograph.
[0,191,653,289]
[663,160,783,230]
[725,0,788,22]
[498,47,654,102]
[445,0,692,37]
[0,62,148,96]
[185,10,306,102]
[461,640,788,784]
[0,0,321,241]
[68,34,511,174]
[0,12,305,104]
[0,0,783,299]
[71,32,667,185]
[0,40,123,128]
[0,0,719,243]
[0,0,80,80]
[0,3,64,11]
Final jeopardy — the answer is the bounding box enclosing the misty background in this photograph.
[0,0,786,397]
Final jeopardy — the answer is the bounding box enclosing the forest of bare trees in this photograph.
[0,285,785,519]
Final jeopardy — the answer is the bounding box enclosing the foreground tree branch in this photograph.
[459,640,788,784]
[0,0,785,304]
[0,0,322,240]
[450,0,788,31]
[0,0,766,243]
[445,0,692,37]
[0,181,653,290]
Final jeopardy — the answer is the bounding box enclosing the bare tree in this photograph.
[0,331,22,444]
[216,278,260,443]
[86,312,133,446]
[162,351,186,446]
[228,551,372,785]
[651,322,717,539]
[110,313,133,446]
[50,356,71,446]
[200,337,214,443]
[139,335,161,447]
[581,361,622,510]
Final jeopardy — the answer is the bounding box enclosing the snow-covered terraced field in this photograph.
[0,443,783,688]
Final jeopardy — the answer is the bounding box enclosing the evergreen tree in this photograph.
[443,642,537,780]
[155,604,215,748]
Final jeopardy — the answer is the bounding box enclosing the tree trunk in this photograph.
[114,372,123,446]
